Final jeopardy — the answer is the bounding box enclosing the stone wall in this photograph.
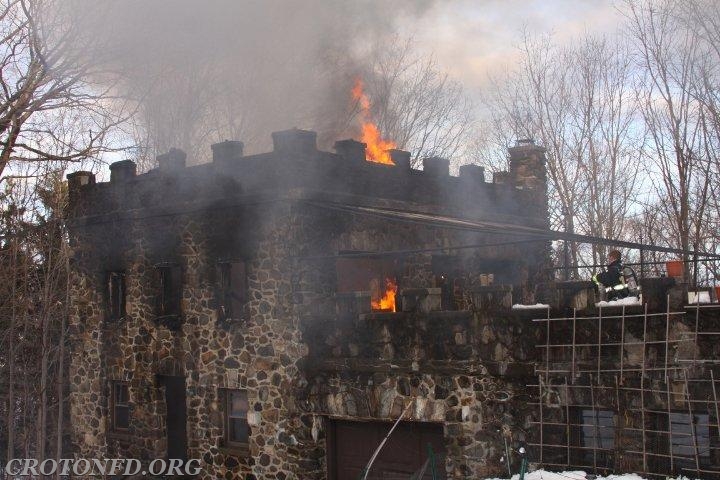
[66,131,551,479]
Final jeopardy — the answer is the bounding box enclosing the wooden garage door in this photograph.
[327,420,446,480]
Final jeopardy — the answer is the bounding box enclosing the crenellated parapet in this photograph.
[66,129,549,231]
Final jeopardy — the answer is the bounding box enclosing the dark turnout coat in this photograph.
[594,259,623,288]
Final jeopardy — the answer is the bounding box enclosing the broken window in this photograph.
[336,256,399,312]
[106,271,126,321]
[155,264,182,318]
[111,381,130,432]
[224,389,250,449]
[571,408,614,469]
[217,261,247,321]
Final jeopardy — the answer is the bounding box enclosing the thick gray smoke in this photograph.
[67,0,438,164]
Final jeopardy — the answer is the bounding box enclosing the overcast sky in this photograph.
[67,0,627,167]
[402,0,622,91]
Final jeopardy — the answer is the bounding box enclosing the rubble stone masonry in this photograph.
[66,131,551,479]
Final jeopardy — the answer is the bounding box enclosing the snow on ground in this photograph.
[484,470,586,480]
[595,296,642,307]
[484,470,700,480]
[512,303,550,309]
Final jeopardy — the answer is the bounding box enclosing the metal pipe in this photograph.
[548,257,720,271]
[303,200,720,260]
[639,235,645,280]
[693,241,699,288]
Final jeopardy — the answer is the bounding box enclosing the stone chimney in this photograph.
[272,128,317,155]
[109,160,136,184]
[508,139,547,191]
[211,140,244,162]
[508,138,548,220]
[493,171,510,184]
[157,148,187,171]
[334,139,366,164]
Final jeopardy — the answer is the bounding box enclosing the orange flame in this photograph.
[351,78,396,165]
[371,277,398,312]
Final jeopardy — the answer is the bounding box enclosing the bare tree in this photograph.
[0,0,128,181]
[348,37,475,167]
[0,170,70,469]
[481,32,641,275]
[625,0,716,276]
[676,0,720,279]
[0,0,124,470]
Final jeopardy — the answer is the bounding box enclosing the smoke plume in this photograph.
[66,0,438,165]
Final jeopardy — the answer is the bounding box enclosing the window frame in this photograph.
[668,411,713,470]
[570,407,615,470]
[221,388,250,452]
[335,255,402,313]
[110,381,130,433]
[217,260,248,322]
[154,263,182,319]
[106,271,127,322]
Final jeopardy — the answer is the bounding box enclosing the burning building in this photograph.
[65,128,550,479]
[65,128,720,479]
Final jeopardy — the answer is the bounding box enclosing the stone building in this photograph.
[65,129,720,479]
[66,129,552,479]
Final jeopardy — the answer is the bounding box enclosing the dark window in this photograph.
[217,261,247,321]
[670,412,711,470]
[571,408,614,470]
[111,382,130,432]
[155,264,182,317]
[160,376,187,461]
[646,412,670,473]
[224,390,250,448]
[106,272,126,321]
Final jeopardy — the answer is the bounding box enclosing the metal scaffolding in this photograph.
[527,299,720,479]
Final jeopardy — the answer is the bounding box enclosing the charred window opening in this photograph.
[155,263,182,318]
[110,381,130,432]
[106,271,126,321]
[217,260,248,322]
[570,408,615,469]
[336,255,399,312]
[432,255,466,310]
[475,258,525,286]
[223,389,250,451]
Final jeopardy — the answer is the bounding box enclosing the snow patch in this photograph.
[485,470,586,480]
[512,303,550,310]
[483,470,700,480]
[484,470,700,480]
[596,296,641,307]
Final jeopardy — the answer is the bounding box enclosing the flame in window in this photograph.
[371,277,398,312]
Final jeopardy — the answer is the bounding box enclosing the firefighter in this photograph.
[592,249,629,300]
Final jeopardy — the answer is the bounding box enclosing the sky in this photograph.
[402,0,622,91]
[60,0,627,170]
